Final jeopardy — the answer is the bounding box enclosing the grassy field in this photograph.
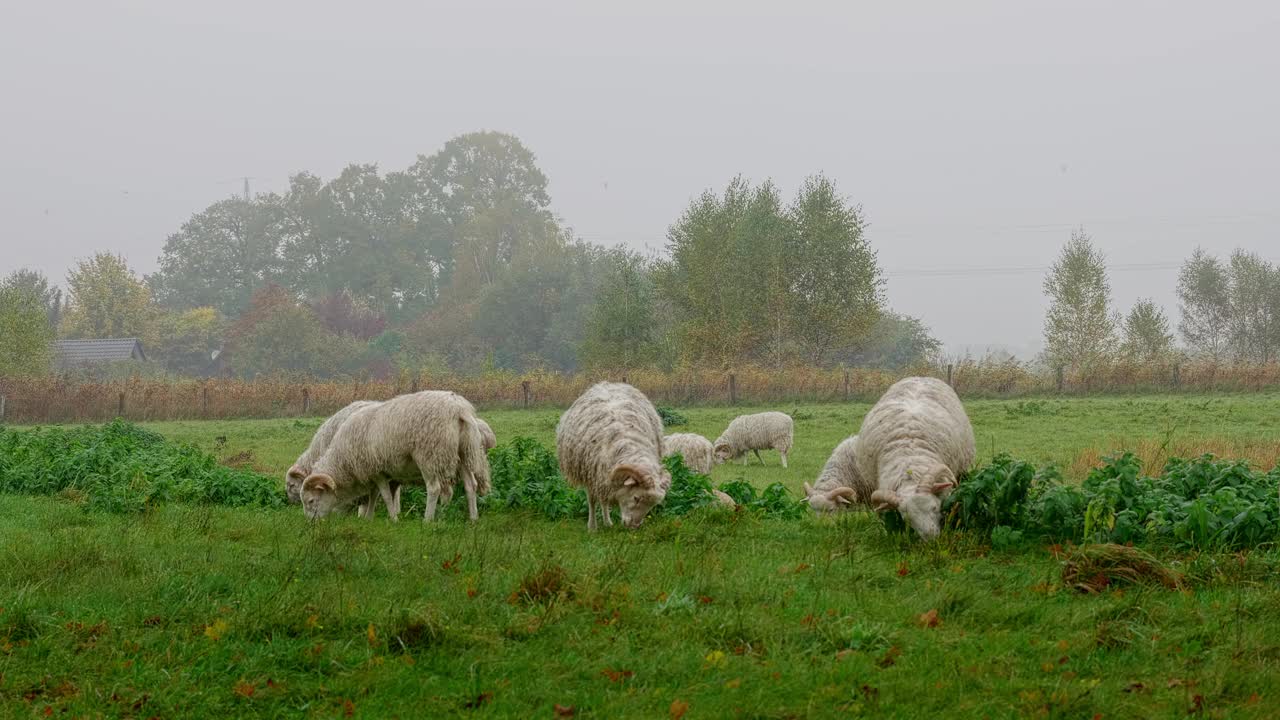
[3,393,1280,718]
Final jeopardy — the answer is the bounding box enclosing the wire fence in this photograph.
[1,360,1278,425]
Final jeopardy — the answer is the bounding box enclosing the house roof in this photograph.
[54,338,147,366]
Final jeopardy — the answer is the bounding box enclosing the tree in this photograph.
[0,285,56,376]
[149,197,282,316]
[785,175,883,364]
[580,249,660,370]
[407,131,556,294]
[1042,229,1116,370]
[838,313,942,369]
[224,285,365,378]
[153,307,225,375]
[2,269,61,329]
[310,289,386,341]
[62,253,157,344]
[1176,248,1232,361]
[1119,298,1174,361]
[1225,250,1280,363]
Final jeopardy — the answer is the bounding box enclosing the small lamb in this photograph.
[856,377,976,540]
[300,391,491,522]
[557,382,671,530]
[662,433,715,474]
[713,411,793,468]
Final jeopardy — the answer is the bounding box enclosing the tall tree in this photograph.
[408,131,556,294]
[62,253,156,344]
[0,285,56,376]
[224,285,364,378]
[1119,298,1175,361]
[2,268,61,329]
[149,197,281,316]
[785,175,883,364]
[1226,249,1280,363]
[838,313,942,369]
[153,307,225,376]
[1042,229,1115,369]
[580,249,660,370]
[1176,248,1232,361]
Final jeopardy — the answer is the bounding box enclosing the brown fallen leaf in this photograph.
[601,668,634,684]
[463,692,493,709]
[670,699,689,719]
[918,609,941,628]
[233,681,255,699]
[554,704,576,717]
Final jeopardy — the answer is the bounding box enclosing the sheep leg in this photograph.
[462,469,479,522]
[357,497,373,518]
[753,449,765,465]
[376,479,398,522]
[587,493,597,532]
[600,500,613,527]
[424,487,440,522]
[780,449,789,468]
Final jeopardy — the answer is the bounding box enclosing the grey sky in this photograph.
[4,0,1278,355]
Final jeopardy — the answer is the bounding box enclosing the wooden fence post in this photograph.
[843,370,850,402]
[117,392,126,418]
[1172,364,1180,390]
[621,374,628,385]
[1056,366,1065,394]
[946,364,954,387]
[0,395,6,424]
[202,386,210,416]
[302,387,311,414]
[411,375,419,393]
[521,380,531,409]
[728,373,737,406]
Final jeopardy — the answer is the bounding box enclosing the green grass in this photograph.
[3,393,1280,718]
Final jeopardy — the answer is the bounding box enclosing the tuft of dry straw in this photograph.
[1060,544,1182,593]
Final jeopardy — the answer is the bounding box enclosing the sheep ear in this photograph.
[930,468,957,495]
[610,463,651,489]
[803,482,814,498]
[930,481,955,495]
[287,465,305,481]
[870,489,901,512]
[302,474,336,493]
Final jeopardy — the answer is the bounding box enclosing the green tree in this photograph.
[224,285,364,378]
[838,313,942,369]
[580,249,660,370]
[0,285,56,376]
[408,131,556,294]
[149,197,282,317]
[1176,248,1232,361]
[2,269,62,329]
[1119,298,1175,361]
[1042,229,1115,370]
[1225,250,1280,363]
[785,175,883,364]
[153,307,225,375]
[62,253,157,344]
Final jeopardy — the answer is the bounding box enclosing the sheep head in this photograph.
[301,473,339,520]
[805,483,858,514]
[285,465,308,504]
[871,468,955,540]
[609,462,668,529]
[712,441,734,464]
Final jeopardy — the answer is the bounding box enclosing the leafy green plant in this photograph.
[0,420,281,513]
[656,406,688,427]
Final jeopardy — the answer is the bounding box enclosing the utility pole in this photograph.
[242,177,251,201]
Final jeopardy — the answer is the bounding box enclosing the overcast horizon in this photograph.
[4,0,1278,357]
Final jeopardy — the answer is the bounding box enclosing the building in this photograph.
[54,338,147,370]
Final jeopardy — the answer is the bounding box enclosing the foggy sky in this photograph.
[4,0,1278,356]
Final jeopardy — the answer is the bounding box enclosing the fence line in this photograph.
[1,361,1279,425]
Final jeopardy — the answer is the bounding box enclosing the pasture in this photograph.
[3,393,1280,718]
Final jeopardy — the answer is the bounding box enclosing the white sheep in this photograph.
[374,415,497,517]
[556,382,670,530]
[286,400,381,505]
[712,488,737,508]
[803,435,870,514]
[477,417,497,452]
[300,391,491,522]
[662,433,715,474]
[713,412,794,468]
[855,377,976,540]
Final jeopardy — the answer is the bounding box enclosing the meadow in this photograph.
[3,393,1280,718]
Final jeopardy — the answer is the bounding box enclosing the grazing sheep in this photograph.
[855,377,976,540]
[804,435,870,514]
[556,382,671,530]
[477,417,497,452]
[713,412,794,468]
[663,433,715,474]
[286,400,381,505]
[301,391,491,522]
